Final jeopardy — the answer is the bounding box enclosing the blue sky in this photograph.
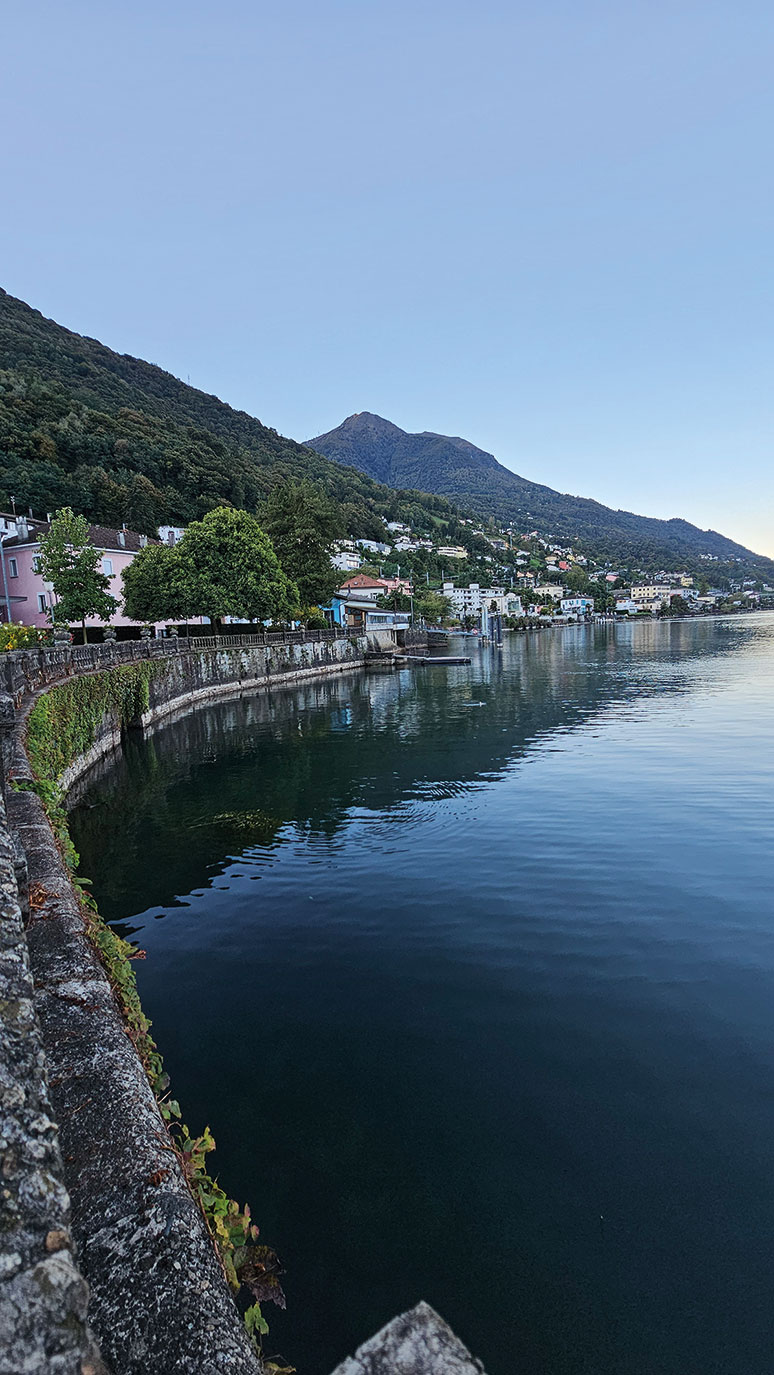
[2,1,772,554]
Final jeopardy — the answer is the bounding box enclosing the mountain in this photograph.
[0,290,453,539]
[1,287,766,580]
[308,412,767,572]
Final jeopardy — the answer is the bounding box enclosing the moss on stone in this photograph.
[22,661,280,1352]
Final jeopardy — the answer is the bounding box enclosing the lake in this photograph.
[70,615,774,1375]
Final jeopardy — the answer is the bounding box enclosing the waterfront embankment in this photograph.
[0,632,367,1374]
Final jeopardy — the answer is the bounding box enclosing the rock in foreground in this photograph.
[329,1301,487,1375]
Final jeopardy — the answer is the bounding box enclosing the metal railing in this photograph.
[0,627,351,700]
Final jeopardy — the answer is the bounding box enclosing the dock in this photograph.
[405,654,471,665]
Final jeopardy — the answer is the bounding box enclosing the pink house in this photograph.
[0,514,164,631]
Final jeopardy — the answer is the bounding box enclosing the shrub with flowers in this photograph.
[0,623,53,652]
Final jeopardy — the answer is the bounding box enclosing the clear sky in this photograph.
[2,1,772,554]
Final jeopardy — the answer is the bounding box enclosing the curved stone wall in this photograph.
[1,635,365,1375]
[0,632,487,1375]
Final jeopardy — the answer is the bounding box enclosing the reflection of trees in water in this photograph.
[70,619,754,922]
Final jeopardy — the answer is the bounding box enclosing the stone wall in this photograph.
[0,699,105,1375]
[8,774,263,1375]
[63,637,365,791]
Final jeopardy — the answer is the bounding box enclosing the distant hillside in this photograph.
[309,412,767,572]
[0,290,453,538]
[1,289,766,580]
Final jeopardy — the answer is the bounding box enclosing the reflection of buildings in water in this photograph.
[70,618,762,923]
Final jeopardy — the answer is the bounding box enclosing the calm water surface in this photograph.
[71,616,774,1375]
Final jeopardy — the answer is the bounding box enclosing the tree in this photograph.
[121,543,194,625]
[124,473,166,535]
[259,479,343,610]
[660,593,691,617]
[415,590,451,624]
[176,507,298,627]
[564,566,591,593]
[593,584,615,613]
[377,590,411,613]
[37,507,118,643]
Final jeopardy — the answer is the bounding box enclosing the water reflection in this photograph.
[72,619,753,919]
[69,616,774,1375]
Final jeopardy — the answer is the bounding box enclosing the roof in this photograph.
[337,574,389,589]
[1,516,157,553]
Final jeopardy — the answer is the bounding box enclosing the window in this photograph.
[32,556,41,573]
[37,594,47,614]
[103,557,114,576]
[8,558,17,578]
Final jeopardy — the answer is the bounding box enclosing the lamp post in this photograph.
[0,534,12,625]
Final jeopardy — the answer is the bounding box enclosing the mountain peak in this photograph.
[337,411,406,435]
[308,411,766,569]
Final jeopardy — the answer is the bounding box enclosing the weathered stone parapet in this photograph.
[0,641,370,1374]
[7,635,368,798]
[0,629,352,703]
[0,745,105,1375]
[7,788,264,1374]
[329,1302,487,1375]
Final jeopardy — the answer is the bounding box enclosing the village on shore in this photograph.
[0,504,771,645]
[328,517,773,635]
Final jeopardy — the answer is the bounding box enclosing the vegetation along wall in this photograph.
[2,634,367,1375]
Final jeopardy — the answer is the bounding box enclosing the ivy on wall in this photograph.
[25,660,160,780]
[22,663,287,1362]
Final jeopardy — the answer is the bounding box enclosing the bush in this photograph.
[0,622,52,651]
[305,606,328,630]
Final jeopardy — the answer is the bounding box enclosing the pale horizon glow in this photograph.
[2,1,772,556]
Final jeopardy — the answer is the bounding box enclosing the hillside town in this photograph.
[0,504,771,645]
[327,516,774,635]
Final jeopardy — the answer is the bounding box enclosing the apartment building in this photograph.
[561,596,595,618]
[532,583,566,603]
[442,582,522,618]
[0,514,157,629]
[631,583,672,613]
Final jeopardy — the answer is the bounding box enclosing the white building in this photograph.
[332,549,362,572]
[561,596,594,618]
[442,582,522,618]
[533,583,566,603]
[357,539,391,555]
[158,525,186,546]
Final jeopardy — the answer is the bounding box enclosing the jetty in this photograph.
[405,653,471,665]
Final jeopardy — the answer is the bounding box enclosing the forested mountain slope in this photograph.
[0,290,452,537]
[309,412,767,570]
[1,288,767,580]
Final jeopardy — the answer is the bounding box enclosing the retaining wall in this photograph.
[0,731,105,1375]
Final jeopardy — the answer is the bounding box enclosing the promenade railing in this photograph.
[1,627,350,700]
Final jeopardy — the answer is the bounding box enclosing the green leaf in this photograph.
[244,1303,269,1337]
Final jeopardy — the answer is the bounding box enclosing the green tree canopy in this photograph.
[121,542,194,624]
[37,507,118,642]
[177,506,298,626]
[259,479,343,610]
[564,566,591,593]
[377,590,411,613]
[415,590,451,624]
